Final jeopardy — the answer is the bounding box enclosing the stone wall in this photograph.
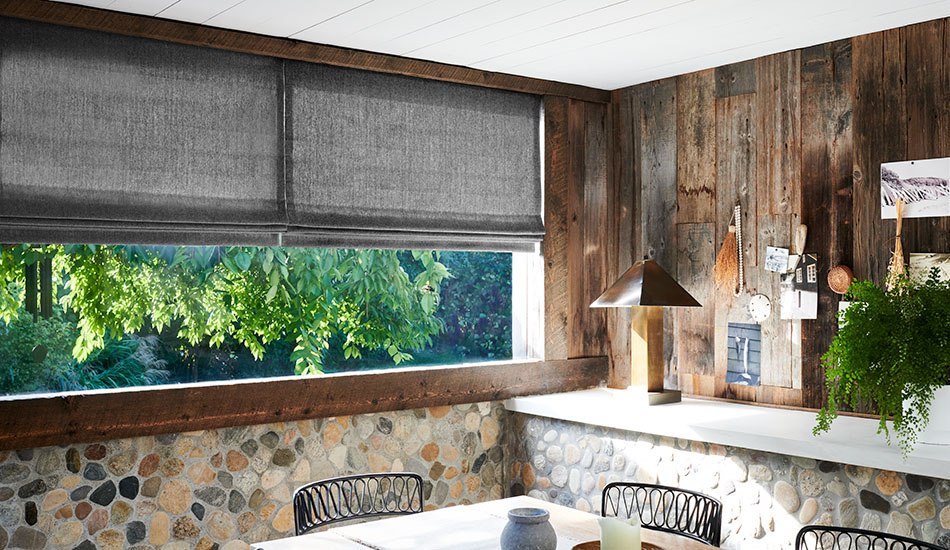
[0,402,506,550]
[506,413,950,550]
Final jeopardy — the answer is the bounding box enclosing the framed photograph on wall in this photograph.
[880,158,950,219]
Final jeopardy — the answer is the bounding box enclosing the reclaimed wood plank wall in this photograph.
[607,17,950,409]
[544,96,609,362]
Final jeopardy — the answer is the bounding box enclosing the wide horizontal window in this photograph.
[0,244,514,396]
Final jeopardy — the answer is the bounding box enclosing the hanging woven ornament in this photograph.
[886,197,906,291]
[713,203,745,297]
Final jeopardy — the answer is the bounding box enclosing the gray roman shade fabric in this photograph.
[0,18,284,246]
[284,62,543,252]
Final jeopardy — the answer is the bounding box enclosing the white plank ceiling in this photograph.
[51,0,950,89]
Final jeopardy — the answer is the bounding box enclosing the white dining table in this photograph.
[254,495,711,550]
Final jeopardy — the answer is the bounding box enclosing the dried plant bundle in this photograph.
[714,225,738,293]
[887,198,906,290]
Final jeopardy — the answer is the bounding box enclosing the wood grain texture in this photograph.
[606,89,636,388]
[756,52,801,217]
[582,101,609,357]
[715,94,757,269]
[567,99,587,358]
[675,223,715,376]
[676,70,717,224]
[543,96,570,361]
[0,358,607,451]
[0,0,609,104]
[638,78,679,388]
[852,32,889,284]
[715,60,757,98]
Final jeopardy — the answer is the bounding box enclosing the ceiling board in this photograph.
[50,0,950,89]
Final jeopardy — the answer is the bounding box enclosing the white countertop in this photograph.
[504,388,950,479]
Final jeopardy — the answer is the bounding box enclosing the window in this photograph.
[0,244,520,396]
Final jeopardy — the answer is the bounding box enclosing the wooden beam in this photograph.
[0,0,609,104]
[0,358,607,451]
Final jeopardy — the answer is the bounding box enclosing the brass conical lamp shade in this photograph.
[590,259,701,308]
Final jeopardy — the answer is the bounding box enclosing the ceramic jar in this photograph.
[500,507,557,550]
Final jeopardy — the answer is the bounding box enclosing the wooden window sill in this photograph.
[0,357,606,451]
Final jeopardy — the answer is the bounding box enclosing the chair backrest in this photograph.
[293,472,424,535]
[796,525,945,550]
[602,482,723,547]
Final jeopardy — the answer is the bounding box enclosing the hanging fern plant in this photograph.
[813,269,950,457]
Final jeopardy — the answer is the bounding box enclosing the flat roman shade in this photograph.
[0,18,544,252]
[0,18,284,246]
[283,62,543,252]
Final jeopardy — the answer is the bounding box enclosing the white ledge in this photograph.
[504,388,950,479]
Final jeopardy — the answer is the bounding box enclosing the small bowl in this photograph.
[828,265,854,294]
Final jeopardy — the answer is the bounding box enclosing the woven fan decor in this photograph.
[828,265,854,294]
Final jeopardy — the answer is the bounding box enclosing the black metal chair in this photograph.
[292,472,424,535]
[602,482,723,547]
[796,525,945,550]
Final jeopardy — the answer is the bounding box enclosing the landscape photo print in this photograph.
[880,157,950,219]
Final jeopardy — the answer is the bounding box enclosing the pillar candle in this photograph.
[597,516,641,550]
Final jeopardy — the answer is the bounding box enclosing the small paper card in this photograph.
[764,246,789,273]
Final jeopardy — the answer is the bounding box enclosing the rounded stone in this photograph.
[9,526,47,549]
[249,488,266,510]
[41,488,67,511]
[118,476,139,499]
[860,490,891,514]
[876,471,901,495]
[0,487,12,501]
[208,510,236,541]
[545,446,563,464]
[226,451,249,472]
[839,498,858,528]
[799,498,818,523]
[126,520,146,544]
[90,481,117,506]
[84,444,106,461]
[550,465,568,488]
[749,465,773,481]
[272,504,294,532]
[186,463,215,485]
[887,511,912,537]
[906,474,935,493]
[195,486,227,507]
[480,417,500,449]
[774,480,801,513]
[173,516,200,539]
[137,453,160,477]
[421,443,440,462]
[799,470,824,497]
[192,502,206,520]
[24,501,37,525]
[228,490,246,513]
[238,511,256,534]
[83,463,106,481]
[845,465,873,486]
[111,500,133,524]
[87,508,109,535]
[161,457,184,477]
[908,497,936,521]
[35,450,62,475]
[222,541,252,550]
[259,431,279,449]
[241,439,260,457]
[75,501,92,520]
[272,448,295,467]
[140,476,162,498]
[941,505,950,529]
[158,479,191,514]
[65,449,81,474]
[149,512,170,546]
[50,521,83,546]
[18,479,47,499]
[0,464,30,485]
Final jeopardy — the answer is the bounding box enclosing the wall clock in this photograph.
[748,294,771,322]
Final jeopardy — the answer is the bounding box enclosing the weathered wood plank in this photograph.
[852,32,888,285]
[639,78,679,388]
[715,60,757,98]
[800,41,850,410]
[543,96,570,361]
[0,0,610,104]
[757,214,792,388]
[715,94,758,268]
[675,223,716,376]
[676,70,717,224]
[582,101,609,357]
[756,51,802,217]
[567,99,587,358]
[606,89,636,388]
[0,358,608,451]
[905,20,950,253]
[831,40,854,272]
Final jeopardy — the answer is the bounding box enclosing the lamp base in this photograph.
[617,386,682,406]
